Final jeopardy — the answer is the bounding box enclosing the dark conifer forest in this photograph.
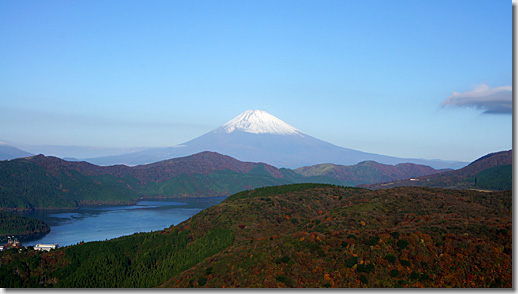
[0,211,50,238]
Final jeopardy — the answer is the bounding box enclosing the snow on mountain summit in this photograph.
[213,110,303,135]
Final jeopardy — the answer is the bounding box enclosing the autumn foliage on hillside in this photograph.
[164,184,511,288]
[0,184,511,288]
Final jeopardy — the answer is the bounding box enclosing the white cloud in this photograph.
[441,84,512,114]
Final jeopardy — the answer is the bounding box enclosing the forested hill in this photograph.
[294,161,444,186]
[0,184,511,288]
[0,155,139,210]
[362,150,512,191]
[0,152,341,211]
[0,211,50,238]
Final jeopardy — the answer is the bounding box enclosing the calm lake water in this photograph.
[14,198,225,248]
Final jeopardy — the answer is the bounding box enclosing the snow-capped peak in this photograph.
[213,110,303,135]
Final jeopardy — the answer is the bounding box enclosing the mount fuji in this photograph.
[87,110,466,169]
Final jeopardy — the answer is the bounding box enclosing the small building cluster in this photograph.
[2,237,21,250]
[0,237,59,253]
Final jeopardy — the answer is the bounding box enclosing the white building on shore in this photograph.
[34,244,59,252]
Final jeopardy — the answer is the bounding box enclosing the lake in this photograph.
[13,198,225,248]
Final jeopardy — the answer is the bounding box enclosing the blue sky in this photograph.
[0,0,512,162]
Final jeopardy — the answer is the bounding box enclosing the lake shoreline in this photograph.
[15,197,226,248]
[2,195,229,213]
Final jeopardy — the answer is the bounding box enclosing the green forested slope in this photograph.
[0,158,139,210]
[474,165,512,190]
[143,169,295,198]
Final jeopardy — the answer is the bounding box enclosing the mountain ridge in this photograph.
[0,150,463,211]
[1,149,507,212]
[361,150,512,190]
[294,160,445,185]
[0,151,323,210]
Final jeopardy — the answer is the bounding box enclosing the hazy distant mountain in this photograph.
[294,161,447,186]
[361,150,512,191]
[87,110,467,169]
[17,144,147,159]
[0,143,33,160]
